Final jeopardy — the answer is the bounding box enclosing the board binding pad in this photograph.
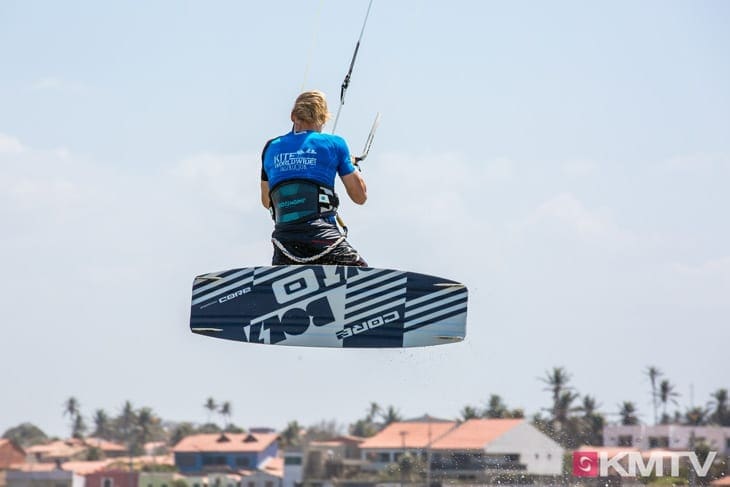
[190,265,467,348]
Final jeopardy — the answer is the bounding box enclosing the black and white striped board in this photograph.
[190,266,467,348]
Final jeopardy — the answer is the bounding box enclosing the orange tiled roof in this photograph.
[359,421,457,449]
[0,439,25,468]
[173,433,278,453]
[10,460,112,475]
[26,439,86,457]
[84,438,126,452]
[430,419,524,450]
[711,476,730,486]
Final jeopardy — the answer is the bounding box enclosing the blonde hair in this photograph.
[291,90,331,126]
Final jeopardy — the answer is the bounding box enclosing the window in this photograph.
[203,455,227,466]
[377,452,390,463]
[247,482,255,487]
[649,436,669,448]
[177,454,196,467]
[102,478,113,487]
[235,457,251,468]
[265,482,274,487]
[618,435,633,447]
[285,456,302,465]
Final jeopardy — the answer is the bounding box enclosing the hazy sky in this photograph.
[1,0,729,439]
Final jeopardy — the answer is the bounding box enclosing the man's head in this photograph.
[291,90,330,129]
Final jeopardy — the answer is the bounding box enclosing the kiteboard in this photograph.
[190,265,467,348]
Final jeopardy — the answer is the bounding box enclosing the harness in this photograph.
[269,179,340,224]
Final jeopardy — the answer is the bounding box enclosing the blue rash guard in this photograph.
[260,129,367,267]
[261,130,356,190]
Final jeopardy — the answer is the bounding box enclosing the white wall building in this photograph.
[282,449,302,487]
[604,425,730,454]
[430,419,564,477]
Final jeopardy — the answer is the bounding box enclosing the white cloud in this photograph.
[0,133,24,153]
[172,152,259,213]
[664,152,730,172]
[520,192,637,247]
[30,76,88,94]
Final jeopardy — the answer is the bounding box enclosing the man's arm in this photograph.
[260,181,270,209]
[341,170,367,205]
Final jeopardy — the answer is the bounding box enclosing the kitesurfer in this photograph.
[260,90,368,266]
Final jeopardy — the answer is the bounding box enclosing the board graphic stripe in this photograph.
[406,285,465,308]
[193,269,253,296]
[346,277,407,308]
[253,266,302,284]
[404,302,468,329]
[345,287,407,317]
[344,298,406,324]
[404,308,467,333]
[346,268,391,284]
[405,289,468,316]
[346,271,404,299]
[405,295,468,323]
[191,274,255,306]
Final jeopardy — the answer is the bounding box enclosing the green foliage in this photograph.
[2,422,48,447]
[86,446,104,460]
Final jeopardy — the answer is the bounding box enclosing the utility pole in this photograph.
[426,420,432,487]
[400,431,407,487]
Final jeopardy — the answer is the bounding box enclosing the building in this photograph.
[358,419,457,469]
[359,418,563,482]
[604,424,730,454]
[85,469,139,487]
[429,419,564,479]
[0,440,26,487]
[25,440,88,463]
[138,471,185,487]
[282,448,303,487]
[173,433,279,474]
[5,461,111,487]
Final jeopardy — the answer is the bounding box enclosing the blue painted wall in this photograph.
[174,441,279,473]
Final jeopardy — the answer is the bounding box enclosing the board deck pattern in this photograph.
[190,265,467,348]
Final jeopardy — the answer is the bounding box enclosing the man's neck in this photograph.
[293,121,323,132]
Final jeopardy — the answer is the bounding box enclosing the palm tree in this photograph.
[63,397,80,438]
[484,394,509,419]
[136,407,157,453]
[460,405,479,421]
[366,402,381,423]
[118,401,137,447]
[579,396,605,446]
[644,366,662,425]
[219,402,232,430]
[540,367,573,427]
[618,401,639,426]
[380,405,402,426]
[658,380,680,424]
[553,390,581,429]
[685,407,709,426]
[204,398,218,425]
[280,421,303,447]
[92,409,112,439]
[72,414,87,439]
[709,389,729,426]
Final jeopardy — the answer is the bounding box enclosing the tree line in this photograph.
[3,367,728,454]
